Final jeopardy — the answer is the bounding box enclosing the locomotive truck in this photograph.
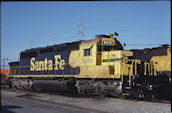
[8,32,171,99]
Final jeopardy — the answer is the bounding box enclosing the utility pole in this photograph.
[2,58,8,73]
[79,21,83,41]
[3,59,5,73]
[18,53,20,61]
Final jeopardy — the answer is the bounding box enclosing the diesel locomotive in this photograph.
[8,32,171,99]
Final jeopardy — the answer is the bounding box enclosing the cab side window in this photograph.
[84,49,91,56]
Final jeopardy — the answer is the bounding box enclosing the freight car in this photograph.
[8,32,171,99]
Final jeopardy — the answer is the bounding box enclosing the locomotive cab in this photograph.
[72,32,134,79]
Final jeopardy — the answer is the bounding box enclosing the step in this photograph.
[125,87,131,89]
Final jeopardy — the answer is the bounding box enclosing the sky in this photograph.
[1,1,171,69]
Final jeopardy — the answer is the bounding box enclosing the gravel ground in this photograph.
[1,88,171,113]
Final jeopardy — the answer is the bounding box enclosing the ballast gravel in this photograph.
[1,89,171,113]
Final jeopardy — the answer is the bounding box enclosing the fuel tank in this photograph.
[32,79,76,92]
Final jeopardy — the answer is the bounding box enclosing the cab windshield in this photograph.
[103,46,113,51]
[97,45,114,52]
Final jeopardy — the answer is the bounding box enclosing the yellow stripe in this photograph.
[122,93,130,96]
[10,74,121,79]
[125,87,131,89]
